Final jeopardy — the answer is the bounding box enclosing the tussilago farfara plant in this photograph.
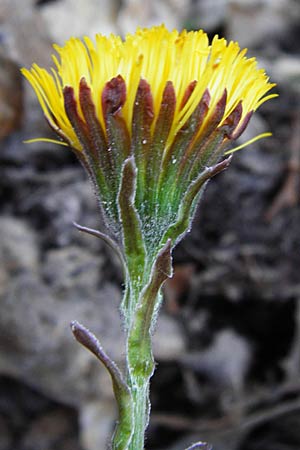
[22,25,276,450]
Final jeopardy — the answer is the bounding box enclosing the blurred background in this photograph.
[0,0,300,449]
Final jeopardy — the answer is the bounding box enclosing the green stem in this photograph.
[128,381,149,450]
[123,278,153,450]
[123,242,172,449]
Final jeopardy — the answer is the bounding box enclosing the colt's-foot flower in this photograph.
[22,25,276,450]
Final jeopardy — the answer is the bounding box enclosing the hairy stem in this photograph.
[128,382,150,450]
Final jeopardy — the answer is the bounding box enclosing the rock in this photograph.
[0,217,39,293]
[0,0,53,66]
[0,51,23,140]
[273,56,300,92]
[0,216,39,272]
[0,272,124,406]
[42,246,104,294]
[154,313,186,361]
[40,0,186,44]
[227,0,299,48]
[117,0,185,34]
[187,0,229,31]
[79,400,116,450]
[21,180,96,248]
[180,329,251,394]
[22,409,80,450]
[39,0,118,44]
[0,375,82,450]
[0,416,12,450]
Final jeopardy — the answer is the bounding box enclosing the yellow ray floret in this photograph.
[21,25,276,152]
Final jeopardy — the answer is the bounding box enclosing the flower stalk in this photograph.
[22,25,276,449]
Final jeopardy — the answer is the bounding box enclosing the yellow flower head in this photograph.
[22,25,277,238]
[22,25,275,153]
